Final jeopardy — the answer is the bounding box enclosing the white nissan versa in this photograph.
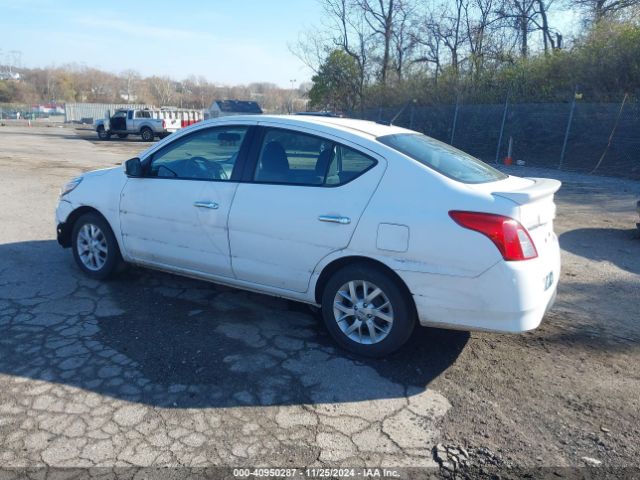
[56,115,561,356]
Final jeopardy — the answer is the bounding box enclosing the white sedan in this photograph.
[56,115,561,356]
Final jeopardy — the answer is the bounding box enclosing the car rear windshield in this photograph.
[377,133,507,184]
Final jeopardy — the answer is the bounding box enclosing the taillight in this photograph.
[449,211,538,261]
[162,120,166,129]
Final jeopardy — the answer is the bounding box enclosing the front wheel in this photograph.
[97,126,110,140]
[71,213,123,280]
[140,127,154,142]
[321,264,416,357]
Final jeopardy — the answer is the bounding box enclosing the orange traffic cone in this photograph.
[503,137,513,165]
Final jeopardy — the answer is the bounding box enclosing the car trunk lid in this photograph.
[492,177,561,229]
[463,175,561,261]
[487,177,561,264]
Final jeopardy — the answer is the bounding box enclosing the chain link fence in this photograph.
[0,103,65,123]
[358,99,640,180]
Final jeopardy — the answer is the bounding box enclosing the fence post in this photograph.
[590,93,629,175]
[450,94,460,145]
[377,107,383,122]
[495,94,509,164]
[559,86,578,170]
[409,104,415,130]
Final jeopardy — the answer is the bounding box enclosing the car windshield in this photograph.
[377,133,507,184]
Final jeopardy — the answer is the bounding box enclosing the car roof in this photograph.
[202,114,414,140]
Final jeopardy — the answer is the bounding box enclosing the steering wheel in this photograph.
[189,156,228,180]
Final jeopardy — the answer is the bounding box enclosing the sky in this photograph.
[0,0,321,87]
[0,1,581,88]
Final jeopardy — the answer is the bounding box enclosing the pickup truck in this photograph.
[95,109,181,142]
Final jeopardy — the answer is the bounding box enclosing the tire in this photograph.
[71,212,123,280]
[117,133,128,139]
[321,263,416,357]
[97,126,110,140]
[140,127,154,142]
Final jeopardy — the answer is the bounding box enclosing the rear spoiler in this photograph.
[491,177,562,205]
[492,178,562,205]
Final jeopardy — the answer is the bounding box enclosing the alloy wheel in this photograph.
[333,280,394,344]
[76,223,108,271]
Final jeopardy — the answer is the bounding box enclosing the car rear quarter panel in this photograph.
[347,148,518,279]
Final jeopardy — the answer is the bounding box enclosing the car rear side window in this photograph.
[254,128,376,186]
[378,133,506,184]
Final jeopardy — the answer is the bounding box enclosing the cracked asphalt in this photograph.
[0,126,460,470]
[0,126,638,474]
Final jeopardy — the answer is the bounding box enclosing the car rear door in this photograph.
[119,123,256,277]
[228,124,386,293]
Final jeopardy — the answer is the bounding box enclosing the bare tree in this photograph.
[495,0,538,57]
[410,11,444,85]
[427,0,468,74]
[290,27,330,74]
[318,0,374,110]
[357,0,399,84]
[464,0,496,76]
[535,0,557,52]
[148,76,175,106]
[392,0,416,81]
[571,0,640,22]
[121,70,140,103]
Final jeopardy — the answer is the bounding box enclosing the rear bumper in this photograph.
[399,234,561,333]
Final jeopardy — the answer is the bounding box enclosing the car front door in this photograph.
[228,125,385,293]
[110,111,127,131]
[119,124,254,277]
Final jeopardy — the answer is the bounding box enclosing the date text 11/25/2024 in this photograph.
[233,468,401,478]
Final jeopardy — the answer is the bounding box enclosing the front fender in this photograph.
[56,167,128,256]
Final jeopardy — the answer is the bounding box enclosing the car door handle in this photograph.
[193,201,219,210]
[318,215,351,225]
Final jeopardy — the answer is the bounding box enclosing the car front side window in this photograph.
[148,126,248,181]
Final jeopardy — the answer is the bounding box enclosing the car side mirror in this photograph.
[125,157,142,177]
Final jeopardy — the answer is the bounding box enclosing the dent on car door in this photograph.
[228,126,384,292]
[119,125,253,276]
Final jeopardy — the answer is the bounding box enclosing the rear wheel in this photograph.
[71,213,123,280]
[321,264,416,357]
[140,127,154,142]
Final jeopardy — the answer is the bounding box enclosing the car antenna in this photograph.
[385,99,417,126]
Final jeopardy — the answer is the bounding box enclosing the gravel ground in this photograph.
[0,125,638,478]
